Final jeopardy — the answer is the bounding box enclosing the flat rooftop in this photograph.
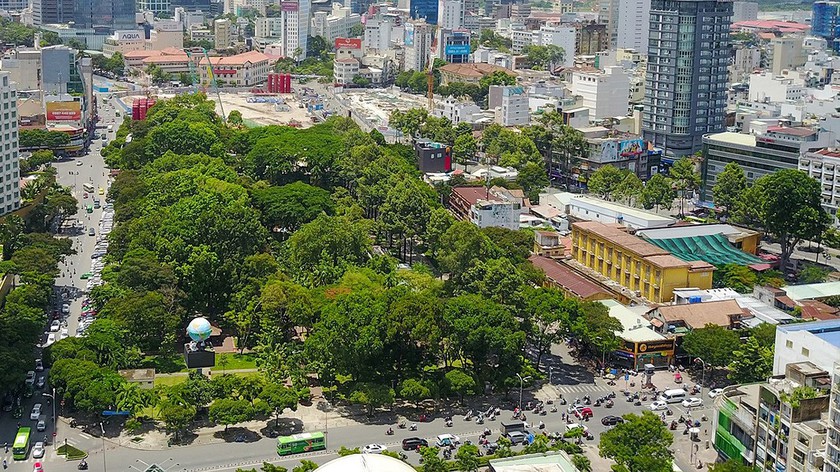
[777,319,840,348]
[784,282,840,301]
[704,132,757,147]
[600,299,665,343]
[570,195,676,224]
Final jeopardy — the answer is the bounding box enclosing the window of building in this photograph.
[801,347,809,357]
[786,340,792,349]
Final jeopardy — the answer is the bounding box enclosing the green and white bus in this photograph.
[276,432,326,456]
[12,427,31,460]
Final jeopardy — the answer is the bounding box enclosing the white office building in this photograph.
[0,73,20,216]
[437,0,464,30]
[259,0,311,59]
[536,25,575,67]
[311,3,361,43]
[471,200,520,230]
[364,15,393,53]
[616,0,650,54]
[488,85,529,126]
[404,19,433,72]
[569,66,630,120]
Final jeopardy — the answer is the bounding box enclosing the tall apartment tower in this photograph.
[0,73,21,216]
[281,0,311,60]
[616,0,651,54]
[404,19,433,71]
[812,1,840,53]
[642,0,732,158]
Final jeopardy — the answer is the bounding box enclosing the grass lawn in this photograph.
[154,370,262,387]
[57,444,87,460]
[143,353,257,374]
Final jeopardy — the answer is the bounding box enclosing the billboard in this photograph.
[618,139,644,158]
[281,1,298,11]
[116,30,144,41]
[445,44,470,55]
[335,37,362,50]
[46,101,82,122]
[404,23,415,46]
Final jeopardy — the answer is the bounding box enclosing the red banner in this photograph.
[334,38,362,50]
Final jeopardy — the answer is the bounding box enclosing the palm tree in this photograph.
[571,454,592,472]
[116,383,151,417]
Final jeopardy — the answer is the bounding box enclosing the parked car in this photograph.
[25,371,35,386]
[50,320,60,332]
[401,437,428,451]
[35,376,45,389]
[708,388,724,398]
[34,359,44,372]
[435,434,461,447]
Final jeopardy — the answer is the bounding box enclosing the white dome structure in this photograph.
[315,454,416,472]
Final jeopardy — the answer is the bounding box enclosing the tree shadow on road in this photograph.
[259,418,304,438]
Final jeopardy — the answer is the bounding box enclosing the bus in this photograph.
[276,432,326,456]
[12,427,31,460]
[82,183,94,193]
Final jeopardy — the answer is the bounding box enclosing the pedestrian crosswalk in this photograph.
[551,384,612,394]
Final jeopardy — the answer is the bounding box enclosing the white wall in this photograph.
[773,325,840,375]
[616,0,650,54]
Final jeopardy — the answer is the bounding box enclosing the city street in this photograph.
[0,90,117,471]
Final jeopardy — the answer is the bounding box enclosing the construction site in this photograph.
[339,89,428,130]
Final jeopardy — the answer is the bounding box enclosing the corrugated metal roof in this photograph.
[642,233,762,267]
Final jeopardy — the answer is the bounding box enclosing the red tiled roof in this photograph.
[199,51,271,66]
[767,126,816,137]
[528,255,610,300]
[732,20,809,31]
[452,186,490,207]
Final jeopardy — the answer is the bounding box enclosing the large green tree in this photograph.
[599,411,674,472]
[681,324,741,368]
[712,162,747,214]
[587,165,625,200]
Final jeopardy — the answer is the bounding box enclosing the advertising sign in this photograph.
[116,30,143,41]
[334,38,362,50]
[46,101,82,122]
[281,1,298,11]
[618,139,644,157]
[404,23,415,46]
[445,44,470,55]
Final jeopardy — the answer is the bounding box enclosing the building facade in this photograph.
[800,149,840,220]
[311,3,360,44]
[615,0,650,54]
[199,50,270,86]
[570,221,713,303]
[0,73,20,216]
[488,85,529,126]
[700,127,835,204]
[642,0,732,157]
[410,0,438,23]
[569,66,630,120]
[214,18,232,49]
[404,19,433,71]
[812,1,840,53]
[731,0,758,21]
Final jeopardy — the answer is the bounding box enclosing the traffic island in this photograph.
[57,444,88,460]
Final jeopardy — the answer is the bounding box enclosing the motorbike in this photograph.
[633,399,641,406]
[475,417,484,425]
[445,420,453,427]
[386,428,394,435]
[464,410,473,421]
[77,462,88,471]
[559,398,567,405]
[670,420,678,430]
[550,405,557,413]
[409,424,417,431]
[398,422,407,429]
[538,421,545,430]
[605,400,613,408]
[594,399,602,407]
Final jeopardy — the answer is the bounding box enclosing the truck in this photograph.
[500,421,527,435]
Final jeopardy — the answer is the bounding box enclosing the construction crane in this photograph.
[185,48,227,123]
[426,24,442,111]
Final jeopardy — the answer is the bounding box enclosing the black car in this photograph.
[601,415,624,426]
[401,437,428,451]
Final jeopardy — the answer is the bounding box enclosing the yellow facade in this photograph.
[571,222,714,303]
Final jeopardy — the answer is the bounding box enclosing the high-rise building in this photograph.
[642,0,732,158]
[598,0,618,47]
[364,15,392,53]
[280,0,311,60]
[437,0,463,29]
[440,29,470,63]
[731,0,757,21]
[346,0,375,15]
[404,19,433,71]
[214,18,232,49]
[616,0,650,54]
[409,0,438,23]
[311,3,360,44]
[0,0,28,11]
[812,1,840,53]
[0,73,20,216]
[138,0,170,14]
[72,0,136,29]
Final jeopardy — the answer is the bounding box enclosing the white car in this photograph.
[649,400,668,411]
[30,403,42,420]
[708,388,724,398]
[362,444,387,454]
[50,320,60,332]
[45,333,56,346]
[61,328,69,337]
[36,419,46,431]
[435,433,461,447]
[682,397,703,408]
[31,442,45,458]
[61,303,70,314]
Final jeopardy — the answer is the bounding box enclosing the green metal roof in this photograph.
[641,233,763,267]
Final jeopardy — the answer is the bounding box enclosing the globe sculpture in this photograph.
[187,317,212,343]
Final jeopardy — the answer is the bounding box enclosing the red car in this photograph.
[574,406,593,419]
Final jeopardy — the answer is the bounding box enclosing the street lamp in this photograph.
[694,357,708,389]
[41,388,56,450]
[516,374,532,411]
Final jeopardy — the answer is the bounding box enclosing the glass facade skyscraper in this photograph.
[410,0,437,24]
[73,0,136,29]
[813,1,840,52]
[642,0,732,158]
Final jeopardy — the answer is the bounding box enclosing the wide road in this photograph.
[0,91,117,471]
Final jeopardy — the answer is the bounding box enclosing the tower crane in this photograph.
[184,48,227,123]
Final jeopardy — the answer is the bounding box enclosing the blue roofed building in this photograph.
[773,319,840,376]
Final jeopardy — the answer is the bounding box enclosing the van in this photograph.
[659,389,687,404]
